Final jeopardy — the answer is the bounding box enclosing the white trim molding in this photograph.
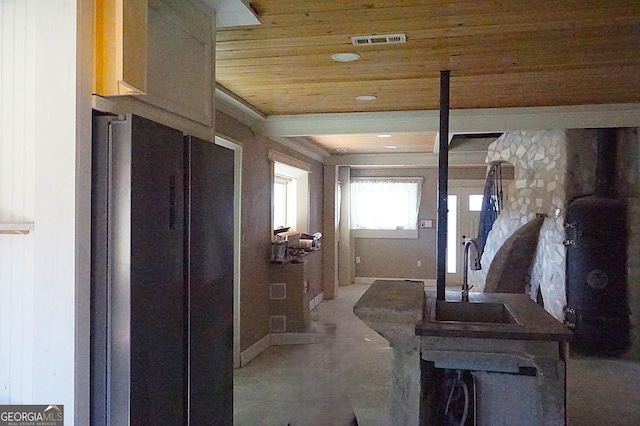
[309,292,324,311]
[238,328,324,368]
[351,229,419,239]
[355,277,427,285]
[265,103,640,137]
[215,86,330,162]
[269,136,330,163]
[268,150,312,172]
[215,85,266,131]
[239,334,272,367]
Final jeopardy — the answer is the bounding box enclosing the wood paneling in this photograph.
[1,0,87,419]
[0,0,36,405]
[216,0,640,115]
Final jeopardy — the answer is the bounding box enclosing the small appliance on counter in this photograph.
[271,240,288,261]
[272,227,291,261]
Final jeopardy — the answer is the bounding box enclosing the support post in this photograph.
[436,71,450,301]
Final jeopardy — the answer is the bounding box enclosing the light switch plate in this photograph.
[419,219,435,228]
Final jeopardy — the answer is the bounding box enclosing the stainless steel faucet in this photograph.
[462,239,482,302]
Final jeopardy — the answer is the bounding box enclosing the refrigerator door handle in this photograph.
[170,175,177,229]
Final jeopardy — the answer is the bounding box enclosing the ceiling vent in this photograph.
[351,34,406,46]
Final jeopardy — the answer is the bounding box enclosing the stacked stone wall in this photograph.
[470,130,568,320]
[472,127,639,356]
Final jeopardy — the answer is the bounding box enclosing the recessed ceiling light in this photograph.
[378,134,391,138]
[331,52,360,63]
[386,146,398,149]
[355,95,377,101]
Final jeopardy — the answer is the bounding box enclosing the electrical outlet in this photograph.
[356,256,361,264]
[417,260,422,267]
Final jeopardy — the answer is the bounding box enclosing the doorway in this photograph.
[446,181,485,286]
[215,136,243,369]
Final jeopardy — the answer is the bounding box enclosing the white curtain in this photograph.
[350,178,422,230]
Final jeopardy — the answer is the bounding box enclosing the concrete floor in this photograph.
[234,284,640,425]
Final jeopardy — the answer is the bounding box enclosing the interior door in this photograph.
[446,182,485,286]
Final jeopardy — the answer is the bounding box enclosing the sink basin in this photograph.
[430,300,521,325]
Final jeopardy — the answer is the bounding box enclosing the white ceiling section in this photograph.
[209,0,260,27]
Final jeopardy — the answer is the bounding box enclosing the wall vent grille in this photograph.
[351,33,406,46]
[270,315,287,333]
[270,282,287,300]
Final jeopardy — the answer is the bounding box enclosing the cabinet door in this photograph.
[185,136,234,425]
[146,1,214,124]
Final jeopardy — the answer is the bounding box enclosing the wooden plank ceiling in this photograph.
[216,0,640,117]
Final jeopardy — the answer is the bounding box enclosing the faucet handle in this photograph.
[468,285,474,292]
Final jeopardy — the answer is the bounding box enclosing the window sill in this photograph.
[351,229,419,239]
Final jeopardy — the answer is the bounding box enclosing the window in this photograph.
[447,194,458,273]
[273,174,295,230]
[350,178,422,236]
[271,154,310,235]
[468,194,484,212]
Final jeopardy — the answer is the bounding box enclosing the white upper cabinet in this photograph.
[94,0,215,126]
[145,0,214,125]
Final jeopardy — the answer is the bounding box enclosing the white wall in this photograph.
[0,1,36,404]
[0,0,92,423]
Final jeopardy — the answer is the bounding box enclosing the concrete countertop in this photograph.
[353,281,572,425]
[354,279,425,317]
[416,290,574,342]
[353,280,424,350]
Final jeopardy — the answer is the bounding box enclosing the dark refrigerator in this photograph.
[91,114,234,425]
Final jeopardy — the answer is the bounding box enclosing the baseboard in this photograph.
[423,279,437,290]
[240,333,271,367]
[355,276,428,285]
[309,291,324,310]
[239,322,325,367]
